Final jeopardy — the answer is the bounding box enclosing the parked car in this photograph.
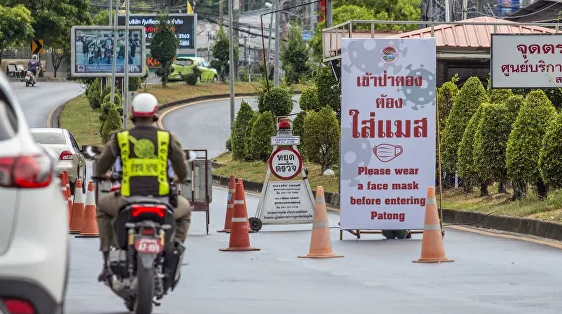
[0,71,69,314]
[168,56,218,82]
[30,128,87,194]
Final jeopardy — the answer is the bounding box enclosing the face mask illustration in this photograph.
[373,144,403,162]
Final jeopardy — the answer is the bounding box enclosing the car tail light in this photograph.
[59,150,73,160]
[0,155,53,189]
[2,298,36,314]
[131,205,166,218]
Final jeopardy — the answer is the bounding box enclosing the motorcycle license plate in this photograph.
[134,238,163,254]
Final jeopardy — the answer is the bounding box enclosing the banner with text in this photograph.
[340,38,436,230]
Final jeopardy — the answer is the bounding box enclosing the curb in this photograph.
[211,172,562,242]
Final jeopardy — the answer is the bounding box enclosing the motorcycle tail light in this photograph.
[2,298,36,314]
[0,154,53,189]
[131,205,166,218]
[142,228,155,235]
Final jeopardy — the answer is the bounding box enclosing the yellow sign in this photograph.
[31,39,44,54]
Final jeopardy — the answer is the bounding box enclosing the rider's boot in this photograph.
[97,251,110,282]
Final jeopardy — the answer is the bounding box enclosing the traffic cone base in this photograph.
[413,187,453,264]
[219,246,260,252]
[77,181,99,238]
[298,187,343,259]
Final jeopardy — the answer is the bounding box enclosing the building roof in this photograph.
[505,0,562,23]
[386,17,557,50]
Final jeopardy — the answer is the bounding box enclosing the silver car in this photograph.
[30,128,87,194]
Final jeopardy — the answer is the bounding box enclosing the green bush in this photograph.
[182,66,202,85]
[239,69,249,82]
[303,106,340,173]
[292,110,307,159]
[437,75,459,133]
[489,89,513,104]
[102,93,122,107]
[225,138,232,151]
[316,65,340,119]
[243,112,259,160]
[231,101,255,160]
[258,87,293,117]
[473,103,512,191]
[248,111,276,161]
[129,77,142,91]
[86,78,102,109]
[101,106,123,144]
[539,112,562,187]
[441,76,489,174]
[299,85,320,111]
[506,90,557,198]
[456,104,485,192]
[505,95,525,123]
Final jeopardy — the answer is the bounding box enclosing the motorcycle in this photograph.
[85,145,197,314]
[25,70,36,87]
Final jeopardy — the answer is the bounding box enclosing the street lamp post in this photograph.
[228,0,235,129]
[110,0,118,105]
[274,0,280,87]
[123,0,130,129]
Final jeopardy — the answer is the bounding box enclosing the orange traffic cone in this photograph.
[63,172,73,225]
[59,174,70,225]
[299,186,343,258]
[219,180,260,252]
[413,187,454,263]
[238,179,254,233]
[76,181,99,238]
[69,180,85,234]
[217,175,236,233]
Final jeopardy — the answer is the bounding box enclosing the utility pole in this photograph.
[462,0,468,20]
[123,0,130,129]
[326,0,332,27]
[445,0,451,22]
[110,0,118,105]
[309,1,315,33]
[274,0,280,87]
[228,0,235,129]
[267,7,274,76]
[109,0,113,26]
[219,0,223,22]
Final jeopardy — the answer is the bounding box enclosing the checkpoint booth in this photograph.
[179,149,212,234]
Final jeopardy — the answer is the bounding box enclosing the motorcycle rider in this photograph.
[27,54,40,79]
[93,92,192,282]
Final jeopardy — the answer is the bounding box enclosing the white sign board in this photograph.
[339,38,437,230]
[269,147,302,180]
[491,34,562,88]
[271,136,300,146]
[261,181,314,224]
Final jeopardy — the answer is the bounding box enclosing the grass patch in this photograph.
[212,152,339,193]
[60,94,102,147]
[441,186,562,224]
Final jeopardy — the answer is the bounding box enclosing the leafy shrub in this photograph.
[239,69,249,82]
[441,76,489,174]
[243,112,259,160]
[505,95,525,124]
[299,85,320,111]
[231,101,255,160]
[248,111,276,161]
[129,76,142,91]
[99,101,123,134]
[292,110,307,159]
[101,106,123,144]
[259,87,293,117]
[489,89,513,104]
[102,93,122,107]
[303,106,340,173]
[437,74,459,133]
[182,66,202,85]
[86,78,102,109]
[506,90,557,199]
[456,104,485,193]
[539,112,562,188]
[316,65,340,119]
[474,103,512,191]
[225,138,232,151]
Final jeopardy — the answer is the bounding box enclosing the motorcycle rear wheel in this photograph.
[134,258,154,314]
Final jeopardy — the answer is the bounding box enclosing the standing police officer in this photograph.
[93,93,192,281]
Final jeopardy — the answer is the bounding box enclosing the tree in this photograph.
[299,86,320,111]
[151,13,179,87]
[0,5,34,67]
[539,112,562,188]
[210,25,239,82]
[292,110,307,159]
[474,103,512,193]
[441,76,489,175]
[506,90,557,200]
[280,22,310,84]
[437,74,459,133]
[243,112,259,160]
[303,106,340,173]
[316,65,341,119]
[456,105,485,194]
[231,101,255,160]
[249,111,276,161]
[260,87,293,117]
[101,106,122,144]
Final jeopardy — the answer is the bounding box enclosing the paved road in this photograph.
[161,95,301,159]
[64,98,562,314]
[10,81,84,128]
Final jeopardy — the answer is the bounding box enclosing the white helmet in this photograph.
[130,93,158,121]
[32,54,38,60]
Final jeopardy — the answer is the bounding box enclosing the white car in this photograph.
[0,72,68,313]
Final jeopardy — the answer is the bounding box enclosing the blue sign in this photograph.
[498,0,520,16]
[302,31,312,42]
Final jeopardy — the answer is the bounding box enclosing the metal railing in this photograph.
[322,20,562,62]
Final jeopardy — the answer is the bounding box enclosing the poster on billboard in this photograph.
[71,26,146,77]
[339,38,437,231]
[118,14,196,50]
[491,34,562,88]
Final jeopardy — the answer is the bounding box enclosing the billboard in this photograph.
[491,34,562,88]
[117,14,196,50]
[340,38,437,230]
[71,26,146,77]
